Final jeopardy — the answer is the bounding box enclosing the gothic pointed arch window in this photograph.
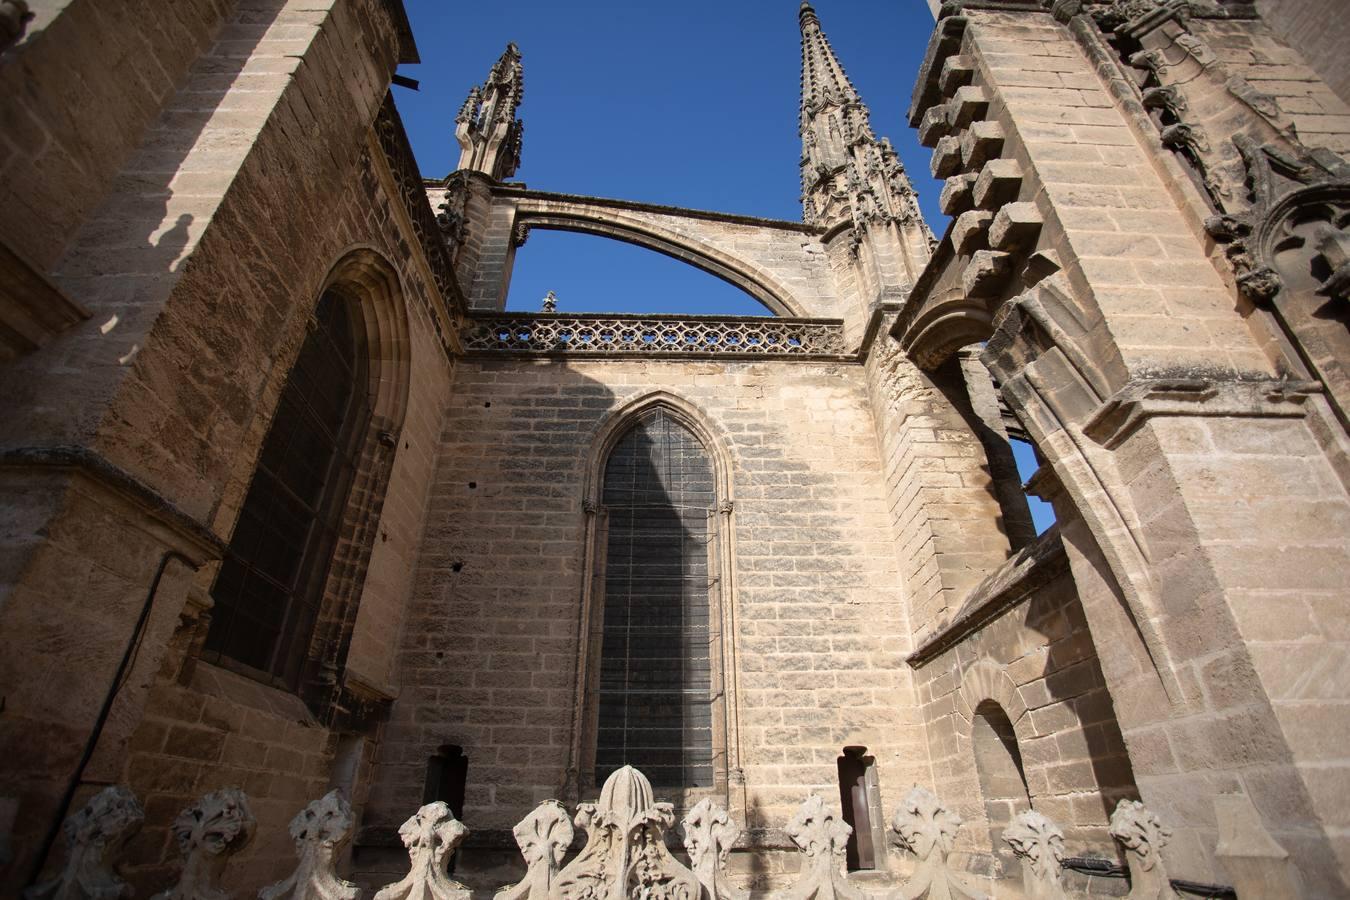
[204,290,372,688]
[587,407,726,790]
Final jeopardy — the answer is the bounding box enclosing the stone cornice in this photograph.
[0,444,226,561]
[1083,377,1321,449]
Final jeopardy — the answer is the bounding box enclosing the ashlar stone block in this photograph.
[989,202,1043,252]
[974,158,1025,210]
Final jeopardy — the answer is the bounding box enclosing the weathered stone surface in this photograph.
[891,787,987,900]
[682,799,746,900]
[781,795,863,900]
[1108,800,1176,900]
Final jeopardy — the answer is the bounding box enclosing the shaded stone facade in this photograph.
[0,1,1347,898]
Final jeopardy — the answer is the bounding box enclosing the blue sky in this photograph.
[395,0,944,316]
[394,0,1054,533]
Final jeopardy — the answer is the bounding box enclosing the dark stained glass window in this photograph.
[595,409,715,787]
[205,293,369,688]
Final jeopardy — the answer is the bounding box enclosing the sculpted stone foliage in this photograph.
[1002,811,1068,900]
[373,802,471,900]
[259,791,359,900]
[780,795,863,900]
[152,789,257,900]
[681,799,746,900]
[553,766,700,900]
[1108,800,1177,899]
[493,800,572,900]
[891,787,987,900]
[24,786,144,900]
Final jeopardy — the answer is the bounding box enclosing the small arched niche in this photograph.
[972,700,1031,872]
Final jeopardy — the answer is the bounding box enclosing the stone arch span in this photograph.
[508,191,834,319]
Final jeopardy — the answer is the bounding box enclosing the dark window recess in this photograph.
[424,745,469,820]
[595,409,715,788]
[204,292,370,688]
[838,748,878,871]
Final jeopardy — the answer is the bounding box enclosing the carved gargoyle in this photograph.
[24,785,144,900]
[373,802,471,900]
[492,800,573,900]
[1002,810,1068,900]
[152,788,256,900]
[259,790,359,900]
[891,787,987,900]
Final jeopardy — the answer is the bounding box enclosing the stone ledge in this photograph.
[907,526,1068,667]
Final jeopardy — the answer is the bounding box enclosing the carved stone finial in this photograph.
[373,802,471,900]
[782,795,864,900]
[891,786,988,900]
[24,785,144,900]
[1108,799,1177,899]
[717,500,734,515]
[552,766,699,900]
[152,788,256,900]
[454,43,524,181]
[682,799,746,900]
[541,290,556,313]
[259,790,359,900]
[494,800,573,900]
[1003,810,1068,900]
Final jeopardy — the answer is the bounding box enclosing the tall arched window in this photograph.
[593,409,717,788]
[205,291,371,688]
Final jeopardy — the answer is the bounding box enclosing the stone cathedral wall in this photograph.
[361,356,929,884]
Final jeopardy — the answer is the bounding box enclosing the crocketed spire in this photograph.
[797,4,930,277]
[454,42,525,181]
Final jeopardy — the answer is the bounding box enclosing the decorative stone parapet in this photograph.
[891,786,988,900]
[373,802,471,900]
[152,788,256,900]
[260,790,359,900]
[780,795,864,900]
[492,800,572,900]
[682,798,746,900]
[462,313,847,358]
[1108,800,1177,900]
[1003,810,1068,900]
[24,786,144,900]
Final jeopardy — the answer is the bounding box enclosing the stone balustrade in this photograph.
[27,767,1282,900]
[461,313,847,358]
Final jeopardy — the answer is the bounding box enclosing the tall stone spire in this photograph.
[798,3,930,277]
[455,42,524,181]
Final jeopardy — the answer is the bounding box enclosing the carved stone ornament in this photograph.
[780,795,864,900]
[259,790,359,900]
[552,765,700,900]
[891,787,988,900]
[1002,811,1068,900]
[681,798,746,900]
[493,800,573,900]
[152,788,257,900]
[1107,800,1178,899]
[373,802,471,900]
[24,785,145,900]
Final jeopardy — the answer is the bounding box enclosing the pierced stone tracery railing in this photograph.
[462,313,847,358]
